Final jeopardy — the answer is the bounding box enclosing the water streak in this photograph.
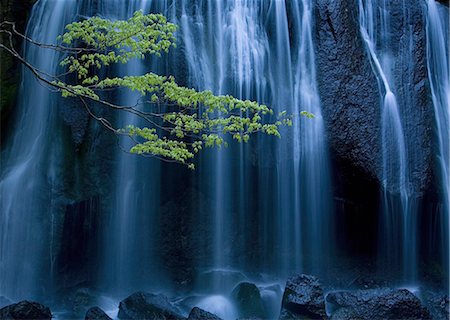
[358,0,415,283]
[0,0,77,300]
[425,0,450,279]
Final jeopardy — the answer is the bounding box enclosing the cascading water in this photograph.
[358,0,415,283]
[425,0,450,279]
[291,0,332,274]
[98,0,165,295]
[177,0,332,285]
[177,0,270,291]
[4,0,448,318]
[0,0,77,300]
[0,0,333,304]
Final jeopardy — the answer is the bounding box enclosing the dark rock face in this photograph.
[231,282,265,319]
[0,0,37,143]
[327,288,432,320]
[118,292,184,320]
[314,0,434,195]
[329,307,358,320]
[187,307,222,320]
[85,307,112,320]
[0,301,51,320]
[56,198,101,289]
[279,274,327,319]
[159,186,197,288]
[424,292,449,320]
[314,0,381,183]
[389,0,434,195]
[60,99,90,146]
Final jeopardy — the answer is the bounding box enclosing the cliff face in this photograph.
[314,0,381,181]
[314,0,435,196]
[0,0,446,292]
[390,0,434,196]
[313,0,441,256]
[2,0,438,197]
[0,0,37,142]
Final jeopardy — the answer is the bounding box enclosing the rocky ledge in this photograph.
[1,273,446,320]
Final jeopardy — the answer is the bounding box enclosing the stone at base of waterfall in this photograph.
[232,282,265,319]
[423,291,449,320]
[327,288,432,319]
[279,274,327,319]
[329,307,359,320]
[0,301,52,320]
[118,291,184,320]
[85,307,112,320]
[187,307,222,320]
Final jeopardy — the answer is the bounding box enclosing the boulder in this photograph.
[329,307,358,320]
[423,292,448,320]
[85,307,112,320]
[187,307,222,320]
[231,282,265,319]
[279,274,326,319]
[314,0,381,183]
[327,288,432,319]
[314,0,434,196]
[118,291,184,320]
[0,301,51,320]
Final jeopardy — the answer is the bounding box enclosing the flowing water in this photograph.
[0,0,77,300]
[358,0,416,283]
[98,0,164,295]
[1,0,448,317]
[426,0,450,280]
[176,0,332,285]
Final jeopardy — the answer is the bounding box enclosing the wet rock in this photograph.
[85,307,112,320]
[187,307,222,320]
[437,295,450,320]
[60,99,89,146]
[231,282,265,319]
[118,291,184,320]
[56,199,101,289]
[0,0,37,122]
[314,0,434,196]
[329,307,358,320]
[0,301,51,320]
[279,274,326,319]
[424,292,449,320]
[327,288,432,319]
[390,0,434,196]
[314,0,381,183]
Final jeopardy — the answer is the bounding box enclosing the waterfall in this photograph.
[0,0,77,300]
[426,0,450,280]
[176,0,332,285]
[0,0,333,302]
[292,0,332,274]
[9,0,450,313]
[98,0,166,295]
[358,0,416,283]
[178,0,271,291]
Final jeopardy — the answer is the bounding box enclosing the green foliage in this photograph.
[58,11,176,80]
[52,11,307,169]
